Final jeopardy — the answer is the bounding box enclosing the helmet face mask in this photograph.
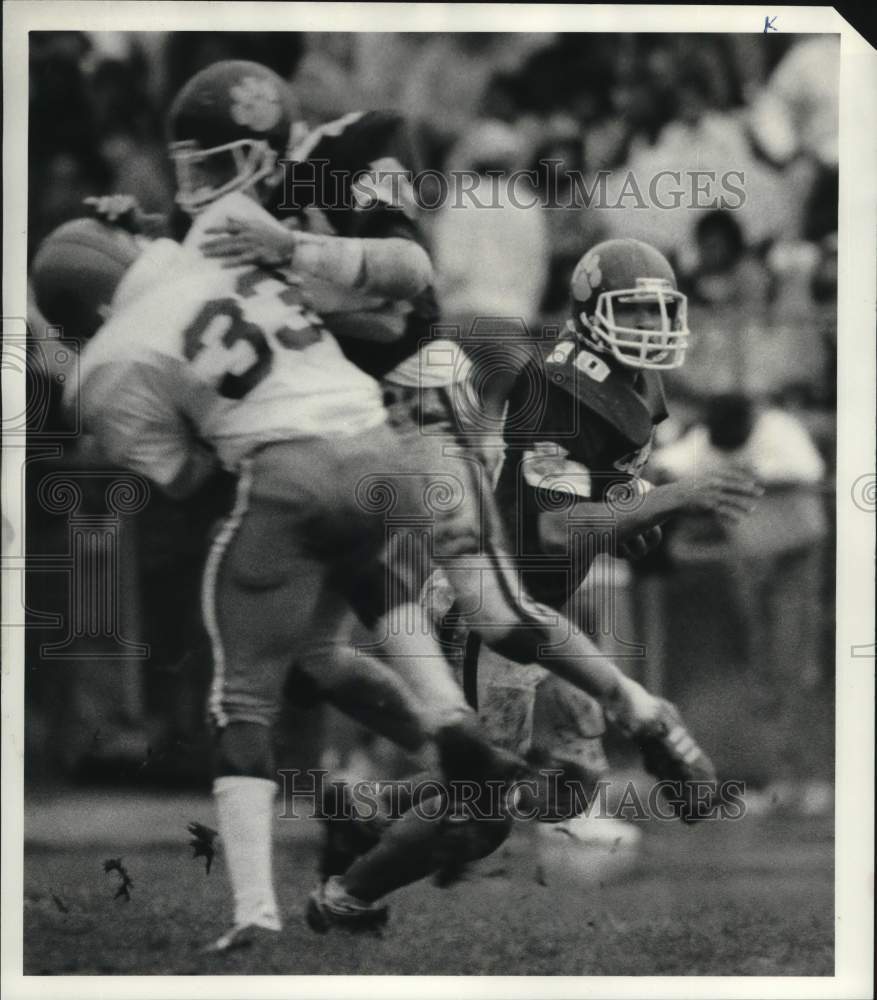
[570,239,690,371]
[588,278,689,370]
[169,137,279,215]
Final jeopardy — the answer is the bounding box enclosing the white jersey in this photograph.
[72,193,386,493]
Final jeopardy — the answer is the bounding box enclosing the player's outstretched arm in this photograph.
[539,469,763,555]
[200,214,432,301]
[622,470,764,535]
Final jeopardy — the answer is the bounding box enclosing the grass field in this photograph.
[23,793,833,976]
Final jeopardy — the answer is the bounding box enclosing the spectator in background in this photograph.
[765,239,821,320]
[748,35,839,172]
[293,32,359,123]
[401,34,552,165]
[654,392,825,488]
[434,119,548,323]
[89,48,174,215]
[748,35,839,254]
[28,33,111,256]
[677,210,772,309]
[652,391,827,679]
[432,119,549,449]
[667,211,773,399]
[532,117,607,317]
[647,391,832,805]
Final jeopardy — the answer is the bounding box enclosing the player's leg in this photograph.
[202,445,426,949]
[209,535,456,944]
[302,599,526,929]
[295,564,539,907]
[297,600,438,756]
[202,463,341,949]
[426,451,718,824]
[301,439,528,928]
[307,774,517,933]
[430,455,634,708]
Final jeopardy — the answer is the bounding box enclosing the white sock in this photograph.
[213,776,282,930]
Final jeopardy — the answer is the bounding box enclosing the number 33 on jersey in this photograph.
[74,192,387,481]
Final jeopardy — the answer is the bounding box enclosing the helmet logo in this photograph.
[571,252,602,302]
[229,76,282,132]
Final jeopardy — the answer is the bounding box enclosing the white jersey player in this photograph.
[75,192,386,493]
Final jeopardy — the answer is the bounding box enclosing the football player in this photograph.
[471,238,764,811]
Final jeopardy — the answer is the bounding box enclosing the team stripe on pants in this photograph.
[201,459,254,729]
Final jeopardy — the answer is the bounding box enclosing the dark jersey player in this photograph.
[477,238,762,783]
[497,237,761,606]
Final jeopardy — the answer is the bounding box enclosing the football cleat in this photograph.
[305,876,389,934]
[203,919,281,954]
[635,699,718,823]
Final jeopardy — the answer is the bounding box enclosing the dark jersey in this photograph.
[496,334,668,606]
[270,110,438,380]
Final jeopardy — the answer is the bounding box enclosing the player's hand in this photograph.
[618,525,663,560]
[85,194,140,223]
[201,214,299,269]
[83,195,165,236]
[668,467,763,522]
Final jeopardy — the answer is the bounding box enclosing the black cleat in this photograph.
[637,699,718,823]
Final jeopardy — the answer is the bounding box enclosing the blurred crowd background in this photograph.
[25,31,837,811]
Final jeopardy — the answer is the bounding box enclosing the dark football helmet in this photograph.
[569,238,689,370]
[167,60,302,215]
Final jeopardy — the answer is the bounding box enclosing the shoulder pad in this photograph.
[545,341,667,447]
